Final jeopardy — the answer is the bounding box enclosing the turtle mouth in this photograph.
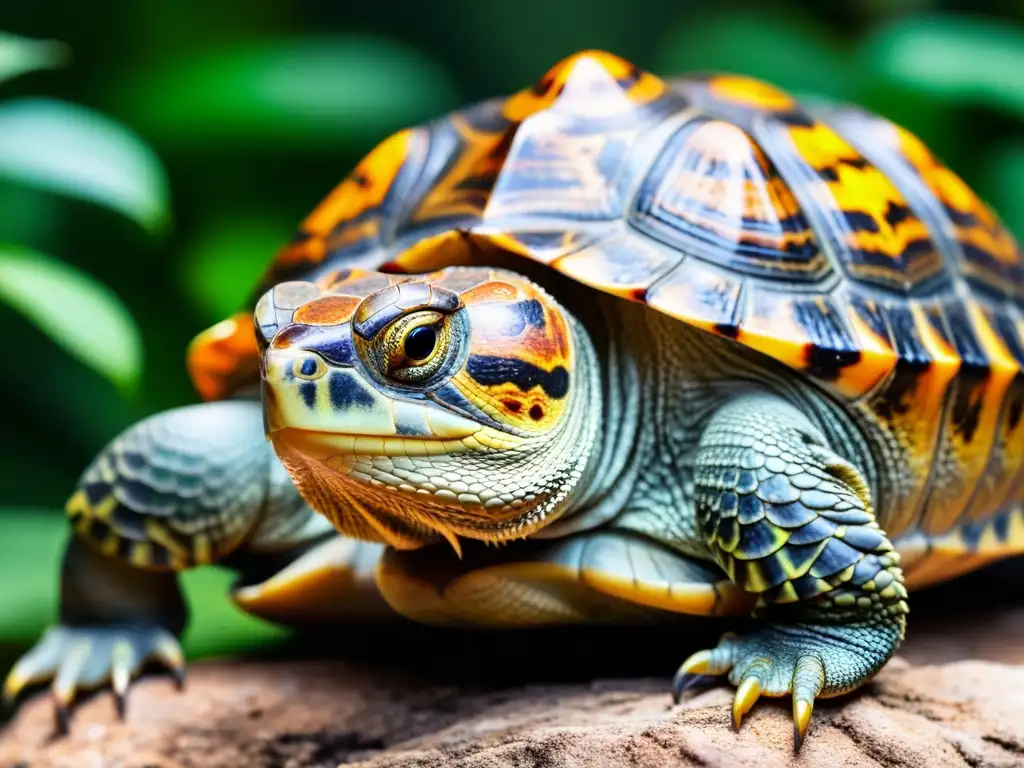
[270,426,549,550]
[271,426,489,458]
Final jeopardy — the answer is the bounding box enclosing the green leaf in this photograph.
[654,9,856,102]
[0,31,70,85]
[861,14,1024,118]
[0,246,143,391]
[117,35,461,148]
[178,217,295,322]
[0,98,171,234]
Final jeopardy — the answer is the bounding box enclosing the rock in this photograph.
[2,562,1024,768]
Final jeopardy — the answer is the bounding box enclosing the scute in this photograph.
[185,51,1024,580]
[631,117,828,283]
[811,102,1024,307]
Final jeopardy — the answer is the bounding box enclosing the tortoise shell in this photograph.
[187,50,1024,588]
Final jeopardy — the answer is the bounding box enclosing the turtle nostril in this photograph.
[294,356,326,381]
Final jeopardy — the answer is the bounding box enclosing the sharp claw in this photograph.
[732,677,762,731]
[793,698,813,752]
[114,691,127,721]
[171,665,186,691]
[671,672,718,703]
[2,669,27,710]
[111,639,133,720]
[678,649,712,676]
[671,650,719,704]
[53,700,70,736]
[148,631,186,690]
[792,654,823,751]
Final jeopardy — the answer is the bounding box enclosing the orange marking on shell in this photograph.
[554,232,680,301]
[291,295,362,326]
[731,289,813,377]
[787,123,934,267]
[707,75,796,111]
[390,230,480,273]
[408,117,510,225]
[502,50,665,123]
[303,129,414,238]
[637,119,823,277]
[960,306,1024,523]
[840,299,898,399]
[678,121,807,224]
[929,302,1019,529]
[895,125,1022,270]
[271,237,326,274]
[187,312,260,401]
[873,302,961,538]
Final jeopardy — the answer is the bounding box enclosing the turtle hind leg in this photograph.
[677,392,908,750]
[3,399,304,732]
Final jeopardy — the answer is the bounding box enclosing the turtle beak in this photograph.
[260,346,481,456]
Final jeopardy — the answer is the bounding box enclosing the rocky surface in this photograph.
[1,561,1023,768]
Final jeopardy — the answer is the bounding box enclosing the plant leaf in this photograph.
[861,14,1024,117]
[0,31,70,85]
[0,98,170,234]
[0,246,143,391]
[116,35,461,148]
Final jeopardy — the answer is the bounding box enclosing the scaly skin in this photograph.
[678,393,908,748]
[2,399,333,731]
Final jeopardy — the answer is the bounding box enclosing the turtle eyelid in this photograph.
[353,283,461,340]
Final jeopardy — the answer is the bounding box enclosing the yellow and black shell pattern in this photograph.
[187,50,1024,587]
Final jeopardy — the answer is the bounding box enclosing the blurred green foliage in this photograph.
[1,0,1023,660]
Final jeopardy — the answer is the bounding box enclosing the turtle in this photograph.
[6,50,1024,751]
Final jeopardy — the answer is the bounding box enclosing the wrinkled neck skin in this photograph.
[536,285,878,550]
[531,289,643,539]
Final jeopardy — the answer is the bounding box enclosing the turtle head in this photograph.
[257,267,600,551]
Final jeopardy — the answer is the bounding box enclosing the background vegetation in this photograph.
[1,0,1023,664]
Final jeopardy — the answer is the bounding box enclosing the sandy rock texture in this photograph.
[1,560,1023,768]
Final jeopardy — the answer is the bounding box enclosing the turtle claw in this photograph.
[793,698,813,751]
[670,671,717,702]
[731,677,761,730]
[669,625,840,751]
[53,700,70,736]
[2,624,186,732]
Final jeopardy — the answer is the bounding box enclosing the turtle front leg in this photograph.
[2,399,311,731]
[675,392,908,750]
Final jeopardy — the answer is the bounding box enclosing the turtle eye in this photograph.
[358,309,466,387]
[404,325,438,361]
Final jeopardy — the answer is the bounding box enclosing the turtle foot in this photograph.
[2,624,185,734]
[671,621,901,750]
